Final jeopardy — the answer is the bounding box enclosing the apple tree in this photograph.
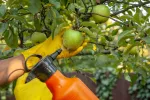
[0,0,150,99]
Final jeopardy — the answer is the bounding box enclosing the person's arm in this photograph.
[0,55,25,86]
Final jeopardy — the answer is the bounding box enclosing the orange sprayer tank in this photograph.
[46,70,99,100]
[25,49,99,100]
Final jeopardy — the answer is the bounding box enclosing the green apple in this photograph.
[63,29,84,51]
[129,46,138,55]
[92,5,110,23]
[31,32,47,45]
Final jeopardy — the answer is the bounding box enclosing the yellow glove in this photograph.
[22,25,88,69]
[14,73,52,100]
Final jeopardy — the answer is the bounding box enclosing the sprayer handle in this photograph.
[25,54,42,72]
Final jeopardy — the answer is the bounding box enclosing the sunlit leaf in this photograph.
[106,22,120,29]
[120,15,133,20]
[133,8,144,25]
[117,30,134,46]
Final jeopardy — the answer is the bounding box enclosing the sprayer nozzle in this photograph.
[50,49,62,60]
[57,49,62,54]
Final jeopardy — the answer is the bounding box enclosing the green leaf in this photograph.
[0,0,4,4]
[106,22,120,29]
[42,0,49,3]
[147,7,150,15]
[79,27,96,39]
[102,91,109,98]
[142,36,150,44]
[47,7,60,19]
[133,8,143,25]
[132,84,137,91]
[6,0,28,7]
[49,0,60,9]
[120,15,133,20]
[34,16,41,31]
[49,18,57,39]
[6,0,16,7]
[0,5,6,17]
[67,3,76,12]
[60,0,68,6]
[3,29,18,48]
[117,30,134,46]
[136,93,141,98]
[147,84,150,89]
[53,22,68,36]
[146,93,150,98]
[127,10,133,16]
[80,21,98,29]
[0,22,8,35]
[9,15,27,24]
[10,8,18,15]
[144,25,150,35]
[133,13,140,24]
[112,29,119,36]
[124,73,131,82]
[147,78,150,84]
[130,74,138,86]
[28,0,41,14]
[101,80,109,86]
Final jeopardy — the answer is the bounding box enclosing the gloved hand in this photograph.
[22,25,88,69]
[14,73,52,100]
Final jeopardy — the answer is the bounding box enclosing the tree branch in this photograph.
[100,0,111,4]
[0,44,6,45]
[111,1,150,16]
[144,5,150,8]
[0,19,9,23]
[81,0,87,11]
[41,4,49,30]
[76,50,111,56]
[20,28,51,34]
[109,0,138,6]
[0,37,4,40]
[85,12,127,26]
[40,4,51,37]
[18,22,24,48]
[18,12,32,16]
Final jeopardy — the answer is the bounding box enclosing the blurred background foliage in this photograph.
[0,0,150,100]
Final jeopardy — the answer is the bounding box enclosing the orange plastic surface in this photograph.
[46,70,99,100]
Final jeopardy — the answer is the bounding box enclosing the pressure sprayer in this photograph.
[25,49,99,100]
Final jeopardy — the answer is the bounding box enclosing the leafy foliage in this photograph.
[0,0,150,99]
[95,67,117,100]
[129,75,150,100]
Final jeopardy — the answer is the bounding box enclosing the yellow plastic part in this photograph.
[14,73,52,100]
